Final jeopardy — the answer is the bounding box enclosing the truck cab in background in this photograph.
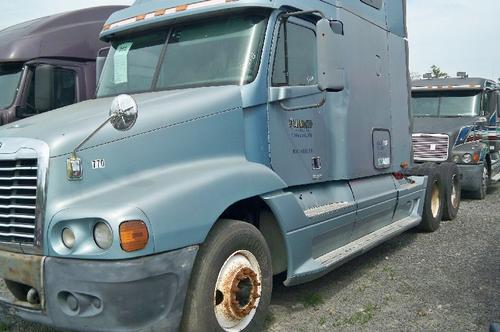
[0,6,126,125]
[412,77,500,199]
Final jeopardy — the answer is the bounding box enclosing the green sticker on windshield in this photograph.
[114,42,133,84]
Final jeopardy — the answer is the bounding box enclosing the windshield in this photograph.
[0,63,23,109]
[97,13,268,97]
[411,90,481,117]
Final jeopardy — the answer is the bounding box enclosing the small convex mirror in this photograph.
[110,94,138,131]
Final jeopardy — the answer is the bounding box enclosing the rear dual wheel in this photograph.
[411,163,444,232]
[181,220,272,332]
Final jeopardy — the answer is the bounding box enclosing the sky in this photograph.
[407,0,500,80]
[0,0,499,80]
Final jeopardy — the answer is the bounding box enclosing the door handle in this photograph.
[279,92,326,112]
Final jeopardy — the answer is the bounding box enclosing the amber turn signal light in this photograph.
[119,220,149,252]
[473,152,480,162]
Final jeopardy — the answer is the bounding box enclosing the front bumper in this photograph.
[457,163,484,192]
[0,246,198,332]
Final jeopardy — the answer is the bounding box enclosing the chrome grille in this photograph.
[0,159,38,244]
[412,133,450,162]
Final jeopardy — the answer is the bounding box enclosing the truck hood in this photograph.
[0,86,243,157]
[413,116,481,146]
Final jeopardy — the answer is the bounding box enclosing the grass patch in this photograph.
[0,321,10,332]
[264,311,276,328]
[357,283,369,293]
[383,266,396,280]
[301,292,324,308]
[345,303,379,325]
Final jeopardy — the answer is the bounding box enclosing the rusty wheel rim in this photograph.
[214,250,262,331]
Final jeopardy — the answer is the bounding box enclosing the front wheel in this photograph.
[471,163,489,200]
[441,162,461,221]
[181,220,272,332]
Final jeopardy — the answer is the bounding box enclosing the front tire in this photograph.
[441,162,461,221]
[471,163,489,200]
[181,220,272,332]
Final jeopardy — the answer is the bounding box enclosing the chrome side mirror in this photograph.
[110,94,138,131]
[475,116,488,127]
[316,18,345,92]
[68,94,139,180]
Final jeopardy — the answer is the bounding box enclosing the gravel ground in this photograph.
[0,185,498,332]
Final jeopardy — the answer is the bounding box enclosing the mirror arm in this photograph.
[72,105,134,157]
[72,115,115,158]
[279,92,326,112]
[283,22,290,86]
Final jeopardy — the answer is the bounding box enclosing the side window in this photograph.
[53,68,77,109]
[482,90,495,116]
[272,21,317,87]
[25,66,77,115]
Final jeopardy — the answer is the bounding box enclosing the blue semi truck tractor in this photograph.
[0,0,446,331]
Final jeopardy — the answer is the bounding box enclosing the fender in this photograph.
[45,156,286,258]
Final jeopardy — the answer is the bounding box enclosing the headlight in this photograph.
[94,222,113,249]
[452,155,460,163]
[61,228,75,249]
[462,153,472,164]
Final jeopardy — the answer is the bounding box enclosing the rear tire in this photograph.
[412,163,444,232]
[440,162,461,221]
[181,220,272,332]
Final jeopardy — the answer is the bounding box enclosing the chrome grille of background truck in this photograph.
[0,159,38,244]
[412,133,450,162]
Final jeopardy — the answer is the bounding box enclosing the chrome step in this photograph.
[491,159,500,183]
[316,216,421,268]
[491,172,500,183]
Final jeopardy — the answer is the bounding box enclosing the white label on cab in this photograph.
[92,159,106,169]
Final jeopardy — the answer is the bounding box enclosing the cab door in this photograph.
[267,17,330,187]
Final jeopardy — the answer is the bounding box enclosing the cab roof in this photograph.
[100,0,406,41]
[0,6,127,63]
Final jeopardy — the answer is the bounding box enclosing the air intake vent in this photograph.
[412,134,450,162]
[0,159,38,244]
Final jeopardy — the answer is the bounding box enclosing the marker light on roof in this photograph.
[412,84,482,91]
[103,0,237,32]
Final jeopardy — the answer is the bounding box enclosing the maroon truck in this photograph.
[0,6,126,125]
